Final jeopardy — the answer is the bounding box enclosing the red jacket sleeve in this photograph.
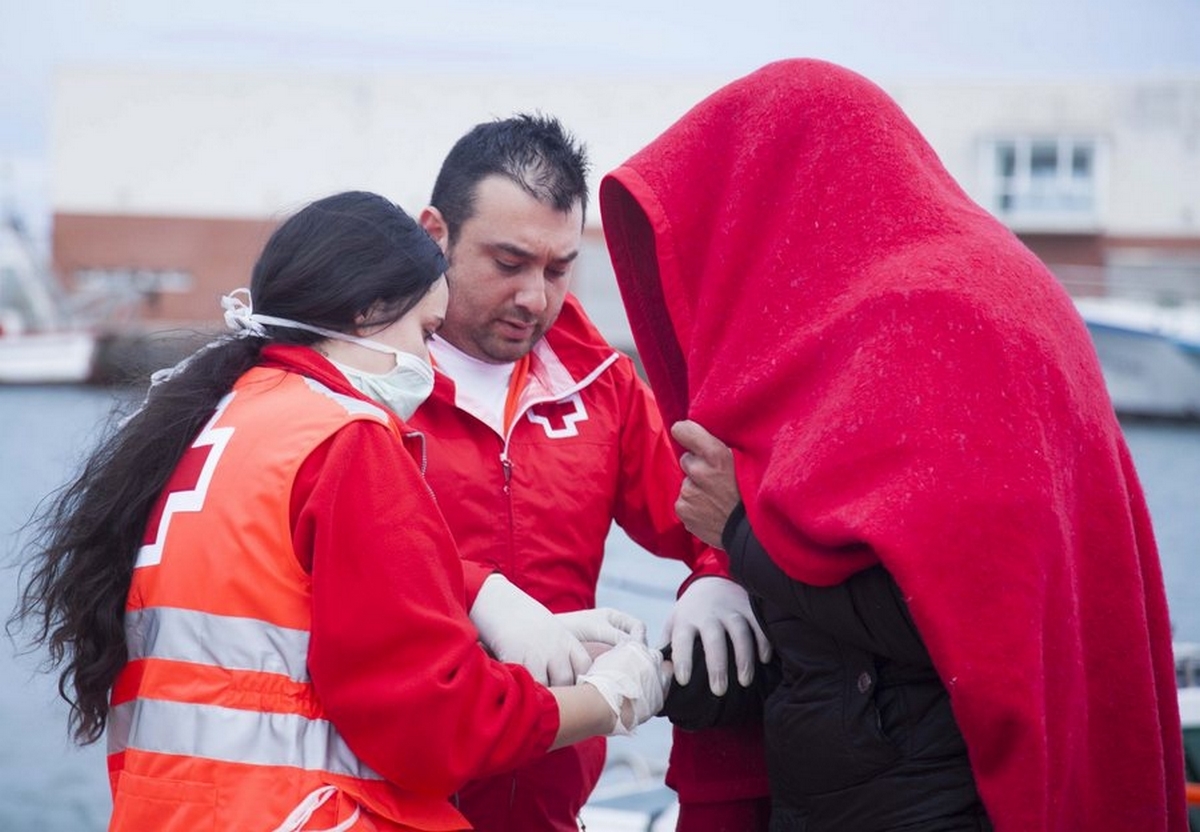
[611,358,728,583]
[460,560,494,609]
[292,421,559,795]
[607,361,772,819]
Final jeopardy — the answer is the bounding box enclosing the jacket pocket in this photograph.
[110,770,217,832]
[763,645,901,798]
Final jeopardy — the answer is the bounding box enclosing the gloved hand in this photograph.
[662,576,772,696]
[578,640,669,736]
[469,574,591,686]
[555,608,648,647]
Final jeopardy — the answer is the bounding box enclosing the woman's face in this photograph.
[368,276,448,364]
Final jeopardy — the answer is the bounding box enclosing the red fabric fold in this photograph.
[601,58,1185,831]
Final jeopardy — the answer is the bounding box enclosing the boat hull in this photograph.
[0,331,97,384]
[1074,298,1200,420]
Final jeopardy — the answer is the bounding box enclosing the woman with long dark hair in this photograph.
[13,190,665,831]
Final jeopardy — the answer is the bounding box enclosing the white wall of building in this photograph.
[51,68,1200,343]
[895,78,1200,236]
[56,68,1200,234]
[53,68,727,223]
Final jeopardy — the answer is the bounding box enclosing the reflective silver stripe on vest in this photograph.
[108,699,384,781]
[302,376,390,423]
[115,607,378,780]
[125,606,311,682]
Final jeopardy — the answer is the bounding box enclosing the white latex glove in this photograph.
[662,576,773,696]
[555,608,648,647]
[470,574,591,686]
[578,640,669,736]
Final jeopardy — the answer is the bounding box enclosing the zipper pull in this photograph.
[501,456,512,491]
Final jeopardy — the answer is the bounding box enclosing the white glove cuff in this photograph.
[579,673,639,736]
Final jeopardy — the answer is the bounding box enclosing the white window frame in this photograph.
[978,135,1108,232]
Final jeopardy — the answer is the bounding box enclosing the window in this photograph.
[983,136,1104,230]
[71,267,194,316]
[74,267,193,296]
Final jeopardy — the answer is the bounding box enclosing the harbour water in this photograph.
[2,384,1198,830]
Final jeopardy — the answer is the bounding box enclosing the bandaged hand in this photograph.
[555,608,648,647]
[663,576,773,696]
[469,574,591,686]
[578,641,669,736]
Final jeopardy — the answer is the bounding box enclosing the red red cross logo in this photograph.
[136,394,236,568]
[526,393,588,438]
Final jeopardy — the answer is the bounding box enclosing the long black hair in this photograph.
[10,190,446,743]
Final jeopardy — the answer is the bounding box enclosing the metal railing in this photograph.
[1049,262,1200,305]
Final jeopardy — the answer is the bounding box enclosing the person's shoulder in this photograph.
[552,294,609,344]
[546,294,629,360]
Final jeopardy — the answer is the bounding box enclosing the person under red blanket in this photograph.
[14,190,666,831]
[600,58,1187,831]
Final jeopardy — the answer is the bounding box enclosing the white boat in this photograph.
[0,218,97,384]
[0,326,97,384]
[1072,296,1200,420]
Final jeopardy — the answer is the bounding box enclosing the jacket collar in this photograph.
[429,293,619,414]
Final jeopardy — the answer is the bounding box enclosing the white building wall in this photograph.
[1109,82,1200,234]
[56,68,1200,234]
[53,68,727,224]
[51,68,1200,342]
[894,78,1200,236]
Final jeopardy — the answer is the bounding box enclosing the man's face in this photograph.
[421,175,583,364]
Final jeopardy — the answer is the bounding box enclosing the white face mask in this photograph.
[327,349,435,421]
[244,310,436,420]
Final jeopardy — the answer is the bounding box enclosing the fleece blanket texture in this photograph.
[600,58,1185,831]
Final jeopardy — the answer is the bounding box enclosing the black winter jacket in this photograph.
[721,502,990,832]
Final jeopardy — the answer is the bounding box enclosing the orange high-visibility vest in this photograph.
[108,367,468,831]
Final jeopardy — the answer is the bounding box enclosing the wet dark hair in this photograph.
[9,190,445,744]
[430,112,590,244]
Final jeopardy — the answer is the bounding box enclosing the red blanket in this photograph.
[601,58,1186,831]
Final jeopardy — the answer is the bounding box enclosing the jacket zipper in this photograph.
[492,351,620,581]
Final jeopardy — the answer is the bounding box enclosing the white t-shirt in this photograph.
[428,336,515,435]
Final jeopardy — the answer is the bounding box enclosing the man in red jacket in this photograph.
[407,113,773,831]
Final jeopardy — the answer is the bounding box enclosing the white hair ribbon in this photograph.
[133,289,261,408]
[221,288,267,337]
